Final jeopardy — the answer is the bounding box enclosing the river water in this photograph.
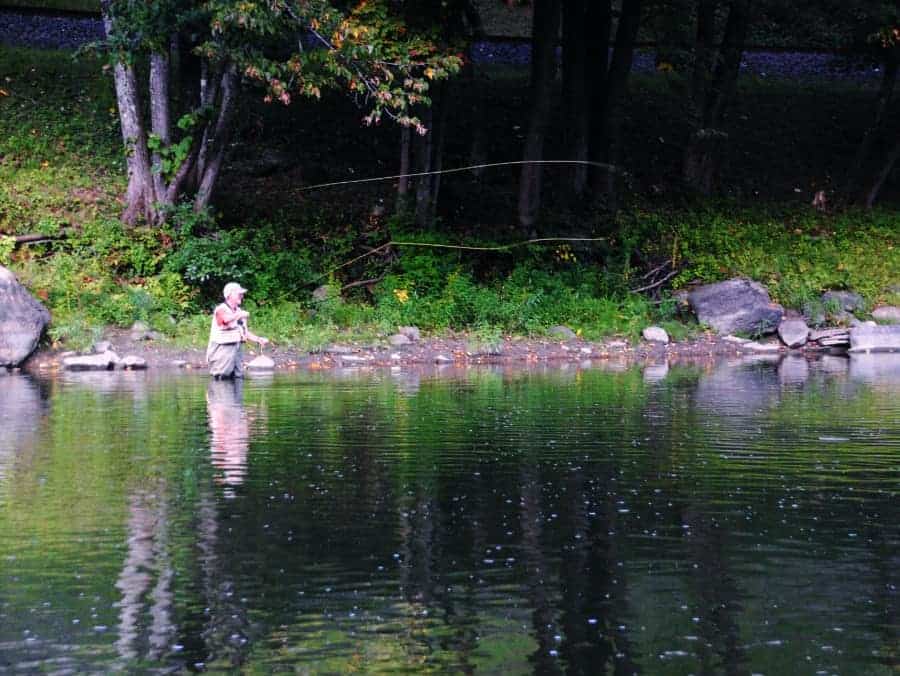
[0,355,897,674]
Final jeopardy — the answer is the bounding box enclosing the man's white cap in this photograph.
[223,282,248,299]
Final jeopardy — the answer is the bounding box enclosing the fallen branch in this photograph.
[341,274,386,291]
[8,232,68,246]
[631,269,678,294]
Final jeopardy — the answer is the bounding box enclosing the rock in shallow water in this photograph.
[247,355,275,370]
[63,350,119,371]
[121,355,147,370]
[849,325,900,352]
[0,266,51,367]
[777,318,809,348]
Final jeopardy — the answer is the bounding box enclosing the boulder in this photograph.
[63,350,119,371]
[93,340,112,354]
[872,306,900,324]
[821,290,864,313]
[389,333,411,347]
[398,326,421,341]
[642,326,669,344]
[0,266,51,367]
[549,325,577,340]
[687,278,783,336]
[121,355,148,370]
[849,325,900,353]
[777,318,809,348]
[247,355,275,370]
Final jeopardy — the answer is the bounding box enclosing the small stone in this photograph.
[326,344,353,354]
[388,334,411,347]
[130,320,150,333]
[247,355,275,370]
[642,326,669,344]
[434,354,452,363]
[579,347,592,355]
[390,353,402,360]
[548,325,577,340]
[723,335,749,344]
[777,318,809,348]
[339,354,369,363]
[606,340,627,349]
[121,355,147,370]
[872,306,900,324]
[172,360,187,368]
[93,340,111,354]
[398,326,421,341]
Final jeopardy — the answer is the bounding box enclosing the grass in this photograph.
[1,44,898,352]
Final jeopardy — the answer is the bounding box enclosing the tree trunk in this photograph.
[585,0,612,190]
[414,105,435,226]
[687,0,717,131]
[589,0,641,207]
[561,0,589,197]
[865,132,900,208]
[396,125,412,214]
[102,2,156,225]
[707,0,749,126]
[848,57,898,198]
[517,0,562,231]
[683,0,750,194]
[149,51,172,203]
[194,64,238,212]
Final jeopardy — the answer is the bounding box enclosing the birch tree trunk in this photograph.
[149,51,172,202]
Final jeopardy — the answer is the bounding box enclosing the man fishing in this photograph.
[206,282,269,378]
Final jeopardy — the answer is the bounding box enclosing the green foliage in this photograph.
[163,212,319,302]
[624,204,900,309]
[0,235,15,266]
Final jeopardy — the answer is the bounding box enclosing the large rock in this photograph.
[63,350,120,371]
[777,318,809,348]
[849,325,900,353]
[872,306,900,324]
[688,278,784,336]
[0,266,51,367]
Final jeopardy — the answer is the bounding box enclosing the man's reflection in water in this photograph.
[206,379,251,496]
